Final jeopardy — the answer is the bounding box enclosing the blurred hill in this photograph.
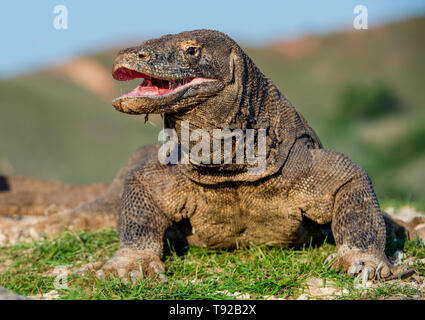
[1,17,424,207]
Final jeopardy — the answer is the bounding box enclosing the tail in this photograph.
[0,175,109,216]
[383,210,425,242]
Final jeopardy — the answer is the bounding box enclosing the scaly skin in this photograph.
[1,30,423,283]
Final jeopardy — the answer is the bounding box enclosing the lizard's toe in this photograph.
[374,261,391,279]
[324,253,337,266]
[96,248,166,283]
[325,249,413,284]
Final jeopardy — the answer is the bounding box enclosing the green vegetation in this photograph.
[337,82,401,121]
[0,228,423,300]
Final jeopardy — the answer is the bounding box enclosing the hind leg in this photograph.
[383,212,425,244]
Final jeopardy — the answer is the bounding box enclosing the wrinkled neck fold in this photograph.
[164,53,322,185]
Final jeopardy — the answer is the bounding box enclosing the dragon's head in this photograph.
[112,29,245,116]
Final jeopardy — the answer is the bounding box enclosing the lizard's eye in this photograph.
[186,47,197,55]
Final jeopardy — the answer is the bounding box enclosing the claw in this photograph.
[361,268,369,285]
[353,267,371,289]
[348,259,363,277]
[353,273,364,289]
[150,261,168,281]
[324,254,336,266]
[157,272,168,282]
[150,262,161,272]
[362,267,373,283]
[386,266,415,280]
[129,271,141,284]
[375,262,385,279]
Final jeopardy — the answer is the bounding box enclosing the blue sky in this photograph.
[1,0,424,77]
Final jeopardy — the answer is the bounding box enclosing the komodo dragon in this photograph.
[0,30,424,284]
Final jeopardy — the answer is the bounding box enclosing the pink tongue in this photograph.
[125,85,171,97]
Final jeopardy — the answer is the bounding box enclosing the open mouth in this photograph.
[113,67,216,98]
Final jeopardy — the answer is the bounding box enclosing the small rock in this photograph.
[319,287,339,295]
[31,290,60,300]
[0,287,28,300]
[265,295,286,300]
[341,289,350,295]
[214,290,251,299]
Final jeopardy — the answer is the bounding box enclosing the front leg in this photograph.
[302,149,412,282]
[330,173,393,280]
[98,168,172,281]
[328,166,413,281]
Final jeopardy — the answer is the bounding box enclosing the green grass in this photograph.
[0,228,424,300]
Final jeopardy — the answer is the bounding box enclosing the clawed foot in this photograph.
[324,249,415,286]
[95,248,167,283]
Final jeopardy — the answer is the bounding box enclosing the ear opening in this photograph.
[228,48,244,85]
[219,48,245,128]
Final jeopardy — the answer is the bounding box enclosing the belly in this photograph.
[186,187,316,249]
